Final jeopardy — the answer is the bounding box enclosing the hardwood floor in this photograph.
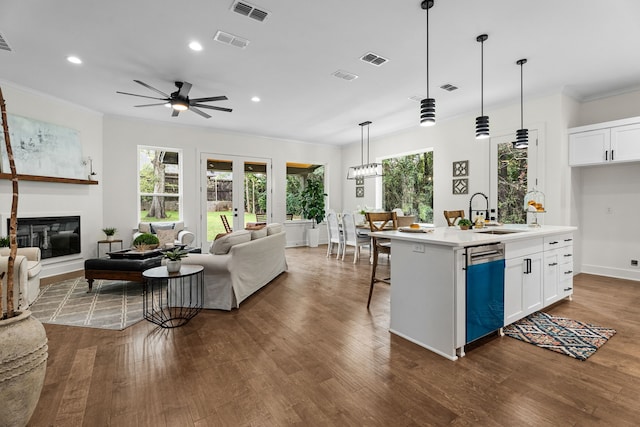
[28,246,640,426]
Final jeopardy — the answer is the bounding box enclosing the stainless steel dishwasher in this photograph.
[466,242,505,344]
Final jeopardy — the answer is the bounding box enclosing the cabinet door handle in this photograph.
[605,150,608,161]
[611,149,614,160]
[523,258,532,274]
[564,254,572,257]
[564,270,573,275]
[548,262,558,266]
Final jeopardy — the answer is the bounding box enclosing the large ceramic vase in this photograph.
[307,228,320,248]
[0,310,48,427]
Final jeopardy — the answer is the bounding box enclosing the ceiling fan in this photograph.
[116,80,232,118]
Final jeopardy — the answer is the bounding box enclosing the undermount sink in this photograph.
[476,229,524,235]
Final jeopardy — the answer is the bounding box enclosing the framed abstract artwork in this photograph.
[356,186,364,198]
[453,160,468,177]
[355,177,364,185]
[453,178,468,195]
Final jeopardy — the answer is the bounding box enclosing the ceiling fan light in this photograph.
[172,100,189,111]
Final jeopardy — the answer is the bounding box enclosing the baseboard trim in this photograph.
[41,270,84,286]
[581,264,640,282]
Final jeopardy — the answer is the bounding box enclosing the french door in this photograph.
[200,153,271,245]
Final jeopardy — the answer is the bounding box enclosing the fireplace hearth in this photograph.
[8,216,81,259]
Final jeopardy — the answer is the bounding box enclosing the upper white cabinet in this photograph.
[569,117,640,166]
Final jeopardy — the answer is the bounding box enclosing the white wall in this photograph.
[0,82,103,278]
[102,115,342,249]
[570,88,640,281]
[341,92,573,228]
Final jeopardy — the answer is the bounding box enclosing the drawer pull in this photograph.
[548,262,558,266]
[564,270,573,275]
[564,254,572,257]
[564,238,573,242]
[564,287,573,292]
[548,241,558,245]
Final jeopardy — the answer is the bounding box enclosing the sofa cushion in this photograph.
[250,228,268,240]
[150,222,174,234]
[210,230,251,255]
[266,223,283,235]
[26,260,42,279]
[138,222,151,233]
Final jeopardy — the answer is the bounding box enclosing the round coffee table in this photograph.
[142,265,204,328]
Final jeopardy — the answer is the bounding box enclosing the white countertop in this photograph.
[371,224,577,248]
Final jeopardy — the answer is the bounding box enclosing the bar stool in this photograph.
[365,211,397,308]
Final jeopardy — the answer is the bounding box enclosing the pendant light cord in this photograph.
[366,123,370,164]
[360,125,364,165]
[480,39,484,116]
[520,61,524,129]
[426,4,430,99]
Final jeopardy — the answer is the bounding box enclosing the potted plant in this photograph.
[132,232,160,251]
[102,227,117,241]
[0,87,48,427]
[458,218,472,230]
[164,248,189,273]
[300,177,326,247]
[0,236,9,247]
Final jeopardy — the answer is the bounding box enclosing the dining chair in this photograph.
[326,211,343,258]
[443,210,465,226]
[341,212,370,263]
[365,211,398,308]
[220,215,232,233]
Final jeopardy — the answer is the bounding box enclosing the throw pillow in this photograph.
[173,221,185,233]
[150,222,175,234]
[156,229,177,248]
[210,230,251,255]
[138,222,151,234]
[266,223,283,235]
[250,227,267,240]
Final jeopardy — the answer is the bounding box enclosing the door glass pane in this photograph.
[244,161,268,226]
[497,143,527,224]
[205,158,233,241]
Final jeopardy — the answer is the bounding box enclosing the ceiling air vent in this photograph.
[231,1,269,22]
[440,83,458,92]
[332,70,358,81]
[408,95,423,102]
[0,32,12,52]
[214,30,250,49]
[360,52,388,66]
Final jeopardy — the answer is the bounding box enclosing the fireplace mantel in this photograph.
[0,173,98,185]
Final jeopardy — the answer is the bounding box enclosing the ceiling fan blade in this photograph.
[171,109,180,117]
[177,81,192,98]
[192,104,233,113]
[134,103,168,107]
[189,96,228,103]
[134,80,171,98]
[116,91,167,101]
[189,106,211,119]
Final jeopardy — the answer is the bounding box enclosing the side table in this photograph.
[97,239,123,257]
[142,265,204,328]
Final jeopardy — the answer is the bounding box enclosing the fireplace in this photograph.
[8,216,81,259]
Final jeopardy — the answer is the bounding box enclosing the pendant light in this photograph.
[513,58,528,149]
[475,34,489,139]
[419,0,436,127]
[346,121,383,179]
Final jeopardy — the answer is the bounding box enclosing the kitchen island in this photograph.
[371,224,577,360]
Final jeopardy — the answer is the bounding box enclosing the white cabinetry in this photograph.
[543,233,574,304]
[569,118,640,166]
[504,239,544,325]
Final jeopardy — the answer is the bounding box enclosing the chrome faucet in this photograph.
[469,192,489,227]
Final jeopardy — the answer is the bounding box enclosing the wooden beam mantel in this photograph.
[0,173,98,185]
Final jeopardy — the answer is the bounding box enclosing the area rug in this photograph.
[29,277,144,330]
[503,311,616,361]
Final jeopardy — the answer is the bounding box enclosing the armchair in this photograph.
[133,221,195,248]
[0,247,41,309]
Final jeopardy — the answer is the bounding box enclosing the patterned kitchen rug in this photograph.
[503,311,616,361]
[29,277,144,330]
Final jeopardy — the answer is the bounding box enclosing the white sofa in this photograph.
[133,221,195,247]
[0,247,42,309]
[181,223,287,310]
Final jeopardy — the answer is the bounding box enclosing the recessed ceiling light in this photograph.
[189,41,203,51]
[251,96,260,102]
[67,56,82,64]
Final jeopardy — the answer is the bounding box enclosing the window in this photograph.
[381,151,433,223]
[138,147,182,222]
[286,163,325,220]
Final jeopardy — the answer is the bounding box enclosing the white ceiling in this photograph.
[2,0,640,146]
